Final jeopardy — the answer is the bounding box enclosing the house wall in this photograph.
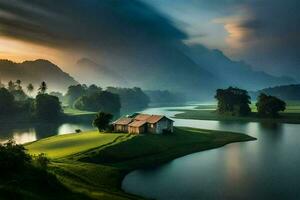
[114,124,128,132]
[147,123,157,134]
[128,125,145,134]
[155,118,173,134]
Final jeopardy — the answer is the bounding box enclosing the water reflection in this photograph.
[0,122,94,144]
[122,106,300,200]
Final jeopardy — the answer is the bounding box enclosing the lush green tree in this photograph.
[7,80,16,92]
[0,140,32,176]
[215,87,251,116]
[65,84,86,107]
[16,97,34,114]
[74,91,121,113]
[38,81,47,94]
[256,93,286,117]
[0,80,5,88]
[49,91,63,102]
[106,87,150,110]
[74,91,121,114]
[93,112,113,132]
[11,89,27,101]
[86,84,102,95]
[0,87,15,115]
[16,79,22,91]
[27,83,34,96]
[34,94,62,120]
[33,153,50,169]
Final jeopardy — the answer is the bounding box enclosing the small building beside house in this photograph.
[112,114,174,134]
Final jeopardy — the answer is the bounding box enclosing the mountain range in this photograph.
[0,54,296,100]
[251,84,300,100]
[186,44,296,90]
[0,0,297,99]
[0,59,78,92]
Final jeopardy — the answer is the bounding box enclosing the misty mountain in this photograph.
[56,0,293,100]
[251,84,300,100]
[72,58,127,87]
[0,59,78,92]
[1,0,295,100]
[0,0,223,100]
[186,45,296,90]
[73,49,221,100]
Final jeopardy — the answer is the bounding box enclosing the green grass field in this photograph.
[173,102,300,124]
[25,127,255,200]
[27,131,132,159]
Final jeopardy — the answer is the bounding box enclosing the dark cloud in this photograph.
[0,0,298,82]
[0,0,186,50]
[0,0,220,98]
[228,0,300,79]
[145,0,300,80]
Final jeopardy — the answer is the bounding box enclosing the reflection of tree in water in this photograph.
[218,121,249,126]
[34,123,60,140]
[259,122,283,143]
[0,123,37,142]
[260,122,282,130]
[217,120,250,133]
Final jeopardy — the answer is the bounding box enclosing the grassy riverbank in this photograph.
[173,103,300,124]
[25,127,255,200]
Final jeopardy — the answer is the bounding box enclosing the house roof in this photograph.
[113,114,173,128]
[133,114,174,123]
[113,117,133,125]
[128,120,147,127]
[134,114,152,121]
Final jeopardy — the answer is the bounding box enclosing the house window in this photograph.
[151,124,154,128]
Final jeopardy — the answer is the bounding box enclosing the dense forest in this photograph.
[0,80,62,121]
[65,84,151,114]
[0,79,187,123]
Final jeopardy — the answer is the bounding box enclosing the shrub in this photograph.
[75,129,82,133]
[34,94,62,120]
[33,153,50,169]
[0,140,32,177]
[93,112,113,132]
[256,93,286,117]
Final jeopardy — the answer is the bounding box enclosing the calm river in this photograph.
[122,105,300,200]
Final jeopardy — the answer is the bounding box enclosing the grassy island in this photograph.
[25,127,255,200]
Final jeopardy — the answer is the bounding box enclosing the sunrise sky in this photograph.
[0,0,299,80]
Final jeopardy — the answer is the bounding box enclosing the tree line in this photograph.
[0,80,61,120]
[215,87,286,117]
[64,84,151,114]
[0,80,153,120]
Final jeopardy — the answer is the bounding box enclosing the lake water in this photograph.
[0,122,94,144]
[0,105,194,144]
[122,106,300,200]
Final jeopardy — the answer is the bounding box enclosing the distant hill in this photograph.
[72,58,127,87]
[252,84,300,100]
[0,0,296,100]
[0,59,78,92]
[72,56,221,100]
[186,44,297,90]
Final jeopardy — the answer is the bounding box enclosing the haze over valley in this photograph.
[0,1,300,200]
[0,0,298,99]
